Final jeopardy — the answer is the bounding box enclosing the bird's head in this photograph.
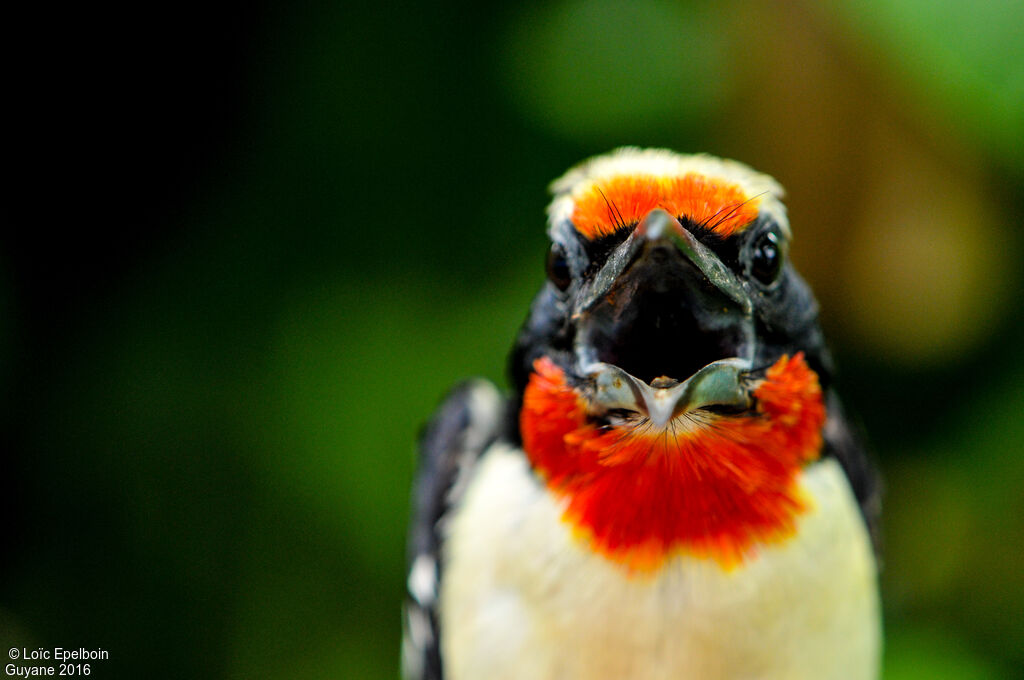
[510,148,831,571]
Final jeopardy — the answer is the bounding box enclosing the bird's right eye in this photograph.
[546,246,571,291]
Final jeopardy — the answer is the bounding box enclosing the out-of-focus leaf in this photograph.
[827,0,1024,169]
[261,266,537,571]
[500,0,734,143]
[885,627,1003,680]
[835,128,1015,366]
[881,360,1024,667]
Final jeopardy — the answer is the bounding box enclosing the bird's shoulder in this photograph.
[822,390,881,552]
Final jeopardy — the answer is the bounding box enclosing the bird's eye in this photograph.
[750,231,782,285]
[546,246,571,291]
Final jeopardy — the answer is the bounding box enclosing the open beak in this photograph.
[573,209,756,422]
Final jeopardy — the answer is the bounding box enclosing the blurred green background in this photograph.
[4,1,1023,678]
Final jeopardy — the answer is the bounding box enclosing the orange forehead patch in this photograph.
[571,173,760,240]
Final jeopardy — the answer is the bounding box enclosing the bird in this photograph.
[403,148,881,680]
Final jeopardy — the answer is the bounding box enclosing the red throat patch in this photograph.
[520,354,826,571]
[570,174,760,240]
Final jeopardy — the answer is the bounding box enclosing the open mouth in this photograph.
[575,241,755,425]
[584,285,748,385]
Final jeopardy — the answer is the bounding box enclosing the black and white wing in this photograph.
[402,379,508,680]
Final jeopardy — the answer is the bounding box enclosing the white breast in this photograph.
[440,445,881,680]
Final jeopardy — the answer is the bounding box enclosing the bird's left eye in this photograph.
[546,246,572,291]
[749,231,782,285]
